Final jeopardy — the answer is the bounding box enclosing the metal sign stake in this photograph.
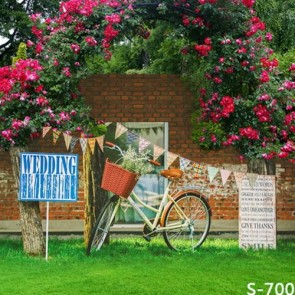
[46,201,49,261]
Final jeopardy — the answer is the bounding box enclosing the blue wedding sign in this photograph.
[19,153,79,202]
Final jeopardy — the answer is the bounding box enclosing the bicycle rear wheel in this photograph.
[86,195,120,255]
[162,193,211,251]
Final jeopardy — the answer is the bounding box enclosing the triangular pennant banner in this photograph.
[234,172,245,190]
[208,166,219,183]
[139,136,150,153]
[247,173,258,188]
[70,137,79,152]
[105,122,112,127]
[167,152,178,168]
[63,133,72,151]
[115,123,128,139]
[53,130,61,145]
[96,136,104,151]
[193,162,205,179]
[180,157,191,171]
[127,130,139,145]
[153,144,165,161]
[79,138,87,154]
[88,138,96,154]
[42,126,51,138]
[220,169,232,186]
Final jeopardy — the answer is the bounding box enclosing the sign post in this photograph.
[239,175,276,249]
[19,153,79,260]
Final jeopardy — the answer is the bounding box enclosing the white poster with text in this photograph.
[239,175,276,249]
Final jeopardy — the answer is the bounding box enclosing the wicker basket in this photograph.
[101,158,139,198]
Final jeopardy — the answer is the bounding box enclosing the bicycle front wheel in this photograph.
[86,195,120,255]
[162,193,211,251]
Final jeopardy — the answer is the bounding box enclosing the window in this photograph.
[104,122,168,223]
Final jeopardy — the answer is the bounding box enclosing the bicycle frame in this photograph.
[104,142,191,233]
[116,180,190,233]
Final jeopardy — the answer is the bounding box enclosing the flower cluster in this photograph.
[0,0,294,162]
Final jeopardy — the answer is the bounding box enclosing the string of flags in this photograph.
[42,123,260,190]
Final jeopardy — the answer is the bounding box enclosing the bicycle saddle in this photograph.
[160,169,183,180]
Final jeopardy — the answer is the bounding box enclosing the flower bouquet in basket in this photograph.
[101,146,153,198]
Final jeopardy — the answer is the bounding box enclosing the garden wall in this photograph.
[0,74,294,232]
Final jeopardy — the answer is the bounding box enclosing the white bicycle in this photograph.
[87,142,211,254]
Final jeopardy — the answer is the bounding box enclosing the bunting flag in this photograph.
[247,173,259,188]
[96,136,104,151]
[42,126,51,138]
[105,122,112,127]
[208,166,219,183]
[180,157,191,171]
[79,138,87,154]
[234,172,246,190]
[115,123,128,139]
[63,133,72,151]
[220,169,232,186]
[53,130,61,145]
[139,136,150,153]
[70,137,79,152]
[37,124,268,195]
[153,144,165,161]
[167,152,179,168]
[127,130,139,145]
[88,138,97,154]
[193,162,205,179]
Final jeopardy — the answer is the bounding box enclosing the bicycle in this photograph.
[86,142,211,254]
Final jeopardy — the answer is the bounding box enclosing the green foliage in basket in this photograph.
[120,146,153,175]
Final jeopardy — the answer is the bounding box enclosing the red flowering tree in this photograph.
[0,0,294,254]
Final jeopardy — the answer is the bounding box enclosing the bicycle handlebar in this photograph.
[149,159,161,166]
[105,141,116,148]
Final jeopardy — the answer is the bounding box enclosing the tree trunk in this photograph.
[9,146,45,256]
[247,158,276,176]
[83,142,108,245]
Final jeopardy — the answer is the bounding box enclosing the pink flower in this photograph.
[220,96,235,117]
[53,59,59,67]
[204,37,212,45]
[182,15,190,26]
[1,129,14,143]
[242,0,255,8]
[104,24,119,41]
[278,152,289,158]
[35,42,44,54]
[62,67,71,77]
[0,78,13,94]
[239,127,260,140]
[11,120,24,130]
[253,104,271,122]
[265,32,273,41]
[105,14,121,24]
[210,135,217,142]
[262,153,276,160]
[213,77,222,84]
[70,44,80,54]
[36,96,49,106]
[219,57,225,63]
[59,112,70,121]
[26,40,34,47]
[85,36,97,46]
[259,70,270,83]
[195,44,212,56]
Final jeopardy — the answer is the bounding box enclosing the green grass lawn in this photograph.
[0,237,294,295]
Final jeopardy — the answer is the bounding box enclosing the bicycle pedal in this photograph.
[143,235,151,242]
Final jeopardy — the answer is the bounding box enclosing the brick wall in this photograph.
[0,74,294,222]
